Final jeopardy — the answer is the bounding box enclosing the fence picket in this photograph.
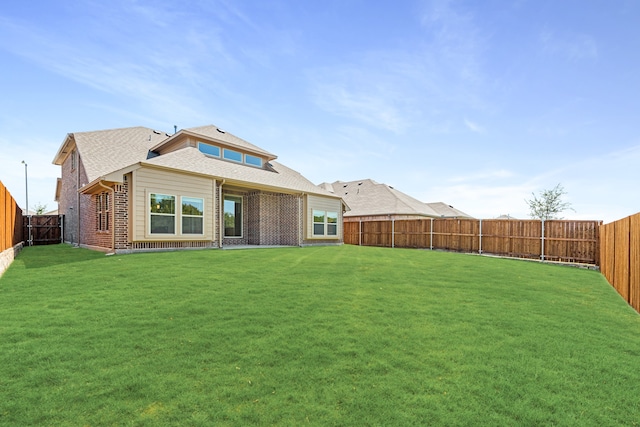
[344,217,601,264]
[0,181,23,252]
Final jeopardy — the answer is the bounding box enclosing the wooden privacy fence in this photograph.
[344,218,601,265]
[23,215,63,246]
[600,212,640,312]
[1,181,23,252]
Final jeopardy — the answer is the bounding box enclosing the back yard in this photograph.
[1,245,639,426]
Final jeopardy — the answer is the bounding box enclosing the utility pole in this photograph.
[21,160,31,246]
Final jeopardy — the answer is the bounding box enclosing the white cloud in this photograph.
[464,118,485,134]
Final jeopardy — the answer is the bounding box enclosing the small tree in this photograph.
[525,183,574,220]
[33,202,47,215]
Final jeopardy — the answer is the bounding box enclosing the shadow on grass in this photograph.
[17,244,106,269]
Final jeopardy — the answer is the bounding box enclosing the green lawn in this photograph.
[1,244,639,426]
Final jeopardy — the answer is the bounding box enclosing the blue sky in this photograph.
[1,0,638,222]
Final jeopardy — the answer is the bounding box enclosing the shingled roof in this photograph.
[53,125,339,198]
[321,179,472,218]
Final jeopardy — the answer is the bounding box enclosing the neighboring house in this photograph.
[53,125,347,253]
[319,179,472,222]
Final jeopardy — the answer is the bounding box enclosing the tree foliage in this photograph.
[525,184,574,220]
[33,202,47,215]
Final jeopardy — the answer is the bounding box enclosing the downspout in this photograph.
[97,181,115,253]
[219,180,225,248]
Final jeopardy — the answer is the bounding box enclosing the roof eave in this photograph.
[151,129,278,161]
[52,133,75,165]
[138,161,339,198]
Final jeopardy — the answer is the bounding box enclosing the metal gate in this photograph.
[23,215,63,246]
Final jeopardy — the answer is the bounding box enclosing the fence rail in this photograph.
[1,181,23,252]
[344,218,601,265]
[600,212,640,313]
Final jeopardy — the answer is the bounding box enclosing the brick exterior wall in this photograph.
[58,149,89,245]
[246,191,301,245]
[81,191,112,250]
[114,179,129,251]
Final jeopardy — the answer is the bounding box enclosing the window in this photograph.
[150,193,175,234]
[96,192,110,231]
[313,210,339,237]
[71,149,77,170]
[327,212,338,235]
[198,142,220,157]
[244,154,262,167]
[223,148,242,163]
[182,197,204,234]
[224,195,242,237]
[313,210,325,236]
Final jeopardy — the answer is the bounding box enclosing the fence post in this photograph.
[479,219,483,254]
[391,218,395,248]
[541,219,545,261]
[430,218,434,250]
[27,215,32,246]
[359,220,362,246]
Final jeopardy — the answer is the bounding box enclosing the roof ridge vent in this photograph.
[217,128,226,133]
[153,130,161,134]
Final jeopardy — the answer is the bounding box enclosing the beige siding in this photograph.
[306,194,342,239]
[132,167,215,241]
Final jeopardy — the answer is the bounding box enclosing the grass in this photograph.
[1,244,639,426]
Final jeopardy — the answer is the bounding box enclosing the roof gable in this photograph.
[52,126,169,183]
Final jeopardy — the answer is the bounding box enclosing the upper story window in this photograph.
[71,149,77,170]
[197,141,265,168]
[223,148,242,163]
[245,154,263,167]
[198,142,220,157]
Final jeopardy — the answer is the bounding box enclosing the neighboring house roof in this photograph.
[321,179,472,218]
[426,202,473,218]
[53,125,340,199]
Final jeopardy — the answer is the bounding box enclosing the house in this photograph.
[53,125,347,253]
[319,179,472,222]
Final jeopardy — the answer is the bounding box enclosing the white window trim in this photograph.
[244,154,263,168]
[181,196,205,236]
[197,141,220,158]
[311,209,340,239]
[223,195,243,238]
[149,192,177,236]
[223,148,243,163]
